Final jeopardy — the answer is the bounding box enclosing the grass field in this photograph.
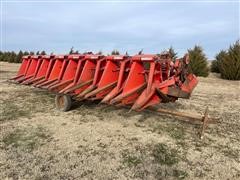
[0,61,240,179]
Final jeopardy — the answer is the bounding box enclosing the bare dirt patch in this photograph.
[0,62,240,179]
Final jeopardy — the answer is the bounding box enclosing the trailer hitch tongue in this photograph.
[148,106,218,138]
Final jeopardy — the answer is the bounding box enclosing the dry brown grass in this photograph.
[0,62,240,179]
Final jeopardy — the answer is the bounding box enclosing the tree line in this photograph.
[0,40,239,80]
[0,51,46,63]
[211,40,240,80]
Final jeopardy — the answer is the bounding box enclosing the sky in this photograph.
[0,0,239,59]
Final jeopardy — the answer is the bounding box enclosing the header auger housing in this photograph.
[9,51,216,138]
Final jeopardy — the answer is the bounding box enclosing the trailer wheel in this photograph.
[55,94,72,112]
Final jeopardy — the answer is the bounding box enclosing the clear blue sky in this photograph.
[1,1,239,59]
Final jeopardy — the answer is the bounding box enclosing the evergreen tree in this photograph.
[0,51,7,62]
[211,50,227,73]
[15,50,24,63]
[30,51,35,55]
[36,51,40,55]
[111,50,120,55]
[2,52,7,62]
[97,51,102,55]
[188,45,209,77]
[40,51,46,55]
[9,51,16,63]
[4,52,10,62]
[210,60,219,73]
[220,40,240,80]
[23,51,30,56]
[168,46,177,60]
[0,51,3,62]
[0,51,25,63]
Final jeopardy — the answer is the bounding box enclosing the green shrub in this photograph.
[211,60,219,73]
[111,50,120,55]
[188,45,209,77]
[211,50,228,73]
[0,51,45,63]
[169,46,177,60]
[211,41,240,80]
[15,50,23,63]
[219,41,240,80]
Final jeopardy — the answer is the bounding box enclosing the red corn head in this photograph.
[58,55,87,94]
[21,55,53,85]
[110,55,157,106]
[14,55,42,83]
[9,51,198,112]
[60,54,104,98]
[131,54,198,111]
[10,55,31,81]
[131,54,170,111]
[22,55,55,85]
[34,55,67,88]
[32,56,56,87]
[48,54,85,92]
[101,56,131,103]
[84,55,130,100]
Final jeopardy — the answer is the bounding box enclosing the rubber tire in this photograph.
[55,94,72,112]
